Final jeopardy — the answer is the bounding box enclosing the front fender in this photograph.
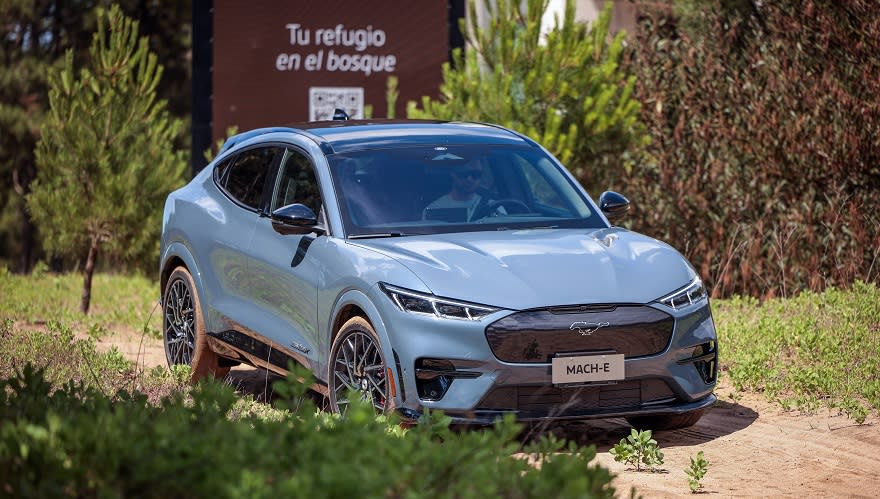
[326,287,401,408]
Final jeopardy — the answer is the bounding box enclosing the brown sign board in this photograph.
[212,0,450,144]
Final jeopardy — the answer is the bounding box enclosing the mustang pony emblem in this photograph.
[569,321,610,336]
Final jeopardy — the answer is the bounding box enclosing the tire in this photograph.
[328,316,389,414]
[625,409,705,431]
[162,267,230,381]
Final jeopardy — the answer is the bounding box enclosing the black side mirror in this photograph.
[599,191,631,222]
[270,203,325,235]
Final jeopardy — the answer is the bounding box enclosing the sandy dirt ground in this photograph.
[102,327,880,498]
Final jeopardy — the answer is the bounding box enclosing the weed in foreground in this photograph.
[685,451,709,493]
[610,428,665,472]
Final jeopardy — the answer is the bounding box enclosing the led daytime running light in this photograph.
[658,277,707,311]
[380,283,498,321]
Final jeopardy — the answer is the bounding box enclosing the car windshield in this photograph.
[328,144,606,237]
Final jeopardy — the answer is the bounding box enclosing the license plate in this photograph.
[551,354,625,384]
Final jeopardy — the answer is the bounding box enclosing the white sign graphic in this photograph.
[276,23,398,76]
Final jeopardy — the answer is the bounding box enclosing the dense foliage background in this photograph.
[623,0,880,298]
[1,0,877,301]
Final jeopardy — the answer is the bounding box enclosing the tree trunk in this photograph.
[12,163,37,274]
[81,238,99,314]
[17,203,36,274]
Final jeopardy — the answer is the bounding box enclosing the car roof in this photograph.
[220,120,534,155]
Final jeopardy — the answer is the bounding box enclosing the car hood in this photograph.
[349,228,696,310]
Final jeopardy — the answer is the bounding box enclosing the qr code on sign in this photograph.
[309,87,364,121]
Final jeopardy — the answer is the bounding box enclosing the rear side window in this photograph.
[221,147,280,210]
[213,156,233,183]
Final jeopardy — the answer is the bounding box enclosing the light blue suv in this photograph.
[160,119,717,429]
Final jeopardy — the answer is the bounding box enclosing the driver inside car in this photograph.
[422,158,506,222]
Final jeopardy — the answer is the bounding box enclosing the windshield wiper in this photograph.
[348,232,407,239]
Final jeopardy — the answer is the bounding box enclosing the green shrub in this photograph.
[0,365,618,498]
[684,451,709,493]
[0,320,180,404]
[29,5,186,313]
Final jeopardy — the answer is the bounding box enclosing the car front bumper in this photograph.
[375,288,719,423]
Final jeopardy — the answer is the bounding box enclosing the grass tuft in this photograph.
[0,267,161,339]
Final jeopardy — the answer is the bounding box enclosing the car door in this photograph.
[244,145,327,372]
[206,145,282,333]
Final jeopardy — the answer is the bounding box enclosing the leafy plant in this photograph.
[0,363,619,498]
[685,451,709,493]
[609,428,665,472]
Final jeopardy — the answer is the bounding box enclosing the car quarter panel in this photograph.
[162,157,260,335]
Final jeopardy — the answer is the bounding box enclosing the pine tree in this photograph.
[28,5,186,313]
[408,0,646,191]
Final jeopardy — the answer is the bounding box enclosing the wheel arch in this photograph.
[160,242,204,306]
[328,288,389,346]
[332,303,370,341]
[326,288,394,378]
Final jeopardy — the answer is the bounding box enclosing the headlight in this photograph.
[657,277,708,311]
[379,283,499,321]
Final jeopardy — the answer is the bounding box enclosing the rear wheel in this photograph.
[626,409,705,431]
[163,267,229,381]
[328,317,388,413]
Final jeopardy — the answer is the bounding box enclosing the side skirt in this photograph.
[207,330,329,396]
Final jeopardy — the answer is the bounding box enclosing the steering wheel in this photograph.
[473,198,531,219]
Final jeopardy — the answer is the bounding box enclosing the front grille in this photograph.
[485,305,673,363]
[475,379,675,418]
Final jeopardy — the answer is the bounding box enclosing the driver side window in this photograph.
[272,148,322,215]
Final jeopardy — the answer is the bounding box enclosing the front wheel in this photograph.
[163,267,229,381]
[328,317,389,413]
[625,409,705,431]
